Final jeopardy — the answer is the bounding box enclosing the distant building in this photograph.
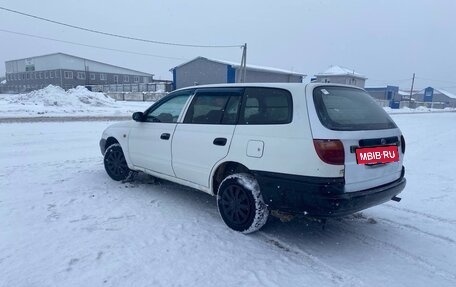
[404,87,456,108]
[3,53,155,93]
[314,65,367,88]
[170,56,306,90]
[365,86,401,108]
[366,86,456,109]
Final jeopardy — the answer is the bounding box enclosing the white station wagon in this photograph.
[100,83,406,233]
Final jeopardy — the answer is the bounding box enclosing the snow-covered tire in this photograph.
[217,173,269,233]
[103,143,133,181]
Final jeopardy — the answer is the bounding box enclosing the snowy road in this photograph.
[1,113,455,287]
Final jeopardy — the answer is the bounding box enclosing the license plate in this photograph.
[355,145,399,165]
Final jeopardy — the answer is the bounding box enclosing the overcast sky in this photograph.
[0,0,455,92]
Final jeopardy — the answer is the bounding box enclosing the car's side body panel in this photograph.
[172,123,236,187]
[129,122,177,177]
[100,121,135,168]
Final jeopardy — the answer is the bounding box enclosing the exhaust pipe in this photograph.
[391,196,402,202]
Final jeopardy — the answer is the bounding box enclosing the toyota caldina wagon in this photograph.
[100,83,406,233]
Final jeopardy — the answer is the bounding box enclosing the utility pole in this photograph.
[409,73,415,102]
[240,43,247,83]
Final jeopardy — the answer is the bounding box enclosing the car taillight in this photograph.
[400,135,405,154]
[313,139,345,165]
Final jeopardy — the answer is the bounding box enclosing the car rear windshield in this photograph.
[313,86,397,131]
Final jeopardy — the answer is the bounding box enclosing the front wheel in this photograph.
[103,143,133,181]
[217,173,269,233]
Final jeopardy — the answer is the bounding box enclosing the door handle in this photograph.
[160,133,171,140]
[213,137,227,146]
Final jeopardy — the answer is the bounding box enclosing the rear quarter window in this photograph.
[313,86,397,131]
[183,89,242,125]
[240,88,292,125]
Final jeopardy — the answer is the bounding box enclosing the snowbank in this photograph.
[7,85,117,108]
[0,85,152,118]
[384,106,456,114]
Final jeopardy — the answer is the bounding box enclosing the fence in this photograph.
[399,101,447,109]
[375,99,451,109]
[86,82,172,93]
[106,92,167,102]
[0,81,173,94]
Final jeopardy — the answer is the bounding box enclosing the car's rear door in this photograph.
[307,85,404,192]
[171,88,243,187]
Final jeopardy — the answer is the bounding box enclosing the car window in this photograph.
[184,90,242,124]
[244,97,259,120]
[145,92,192,123]
[240,88,292,124]
[313,86,397,131]
[221,95,241,124]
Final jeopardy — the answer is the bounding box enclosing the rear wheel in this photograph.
[103,143,133,181]
[217,173,269,233]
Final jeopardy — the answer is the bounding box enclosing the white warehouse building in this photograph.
[314,65,367,88]
[4,53,155,93]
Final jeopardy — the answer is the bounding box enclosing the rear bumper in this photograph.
[253,167,406,217]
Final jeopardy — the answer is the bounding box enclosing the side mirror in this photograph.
[132,112,144,122]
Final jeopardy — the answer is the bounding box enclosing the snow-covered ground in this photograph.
[1,113,456,286]
[0,86,151,118]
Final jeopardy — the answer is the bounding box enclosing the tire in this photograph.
[103,143,133,181]
[217,173,269,233]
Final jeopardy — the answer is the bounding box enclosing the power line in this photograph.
[0,29,188,61]
[414,76,456,85]
[0,6,243,48]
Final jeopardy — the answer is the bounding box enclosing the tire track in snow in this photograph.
[0,116,130,123]
[383,204,456,225]
[374,217,456,245]
[259,232,366,287]
[3,157,100,171]
[333,221,456,282]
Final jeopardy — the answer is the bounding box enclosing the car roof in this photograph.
[173,82,366,93]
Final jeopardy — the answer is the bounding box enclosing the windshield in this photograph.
[313,86,397,131]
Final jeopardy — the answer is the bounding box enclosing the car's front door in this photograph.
[172,88,243,187]
[129,90,193,176]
